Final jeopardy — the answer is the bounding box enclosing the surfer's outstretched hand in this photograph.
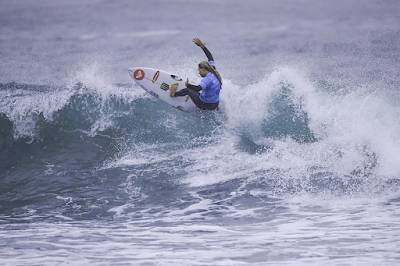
[185,78,189,86]
[193,38,205,47]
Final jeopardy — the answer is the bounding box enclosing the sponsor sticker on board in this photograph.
[152,71,160,83]
[149,91,159,98]
[133,69,145,80]
[160,83,169,91]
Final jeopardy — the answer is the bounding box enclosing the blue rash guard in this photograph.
[199,68,221,103]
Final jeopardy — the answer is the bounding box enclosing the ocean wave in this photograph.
[1,66,400,224]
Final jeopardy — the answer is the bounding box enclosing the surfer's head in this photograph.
[198,61,212,77]
[198,61,223,86]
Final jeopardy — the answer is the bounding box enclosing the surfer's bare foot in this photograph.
[170,83,178,97]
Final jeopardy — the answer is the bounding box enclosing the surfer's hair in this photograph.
[198,61,223,87]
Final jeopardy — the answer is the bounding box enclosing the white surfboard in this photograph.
[128,67,197,112]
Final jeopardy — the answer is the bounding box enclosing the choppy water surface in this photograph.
[1,1,400,265]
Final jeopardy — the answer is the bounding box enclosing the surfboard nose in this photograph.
[128,68,137,79]
[128,68,146,81]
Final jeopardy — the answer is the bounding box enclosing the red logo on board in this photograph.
[152,71,160,83]
[133,69,145,80]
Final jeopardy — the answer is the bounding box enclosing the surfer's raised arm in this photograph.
[193,37,214,62]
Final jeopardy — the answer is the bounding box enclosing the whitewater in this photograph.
[1,1,400,265]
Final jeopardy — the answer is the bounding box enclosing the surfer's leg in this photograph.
[199,101,219,111]
[184,89,218,110]
[172,83,202,97]
[174,86,218,110]
[184,88,201,104]
[174,89,188,97]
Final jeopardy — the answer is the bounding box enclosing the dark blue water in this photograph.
[1,1,400,265]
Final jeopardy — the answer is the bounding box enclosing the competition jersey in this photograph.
[198,60,220,103]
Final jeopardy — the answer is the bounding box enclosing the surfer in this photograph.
[170,38,222,111]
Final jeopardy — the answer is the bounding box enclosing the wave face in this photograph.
[2,70,400,266]
[1,0,400,265]
[1,67,399,223]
